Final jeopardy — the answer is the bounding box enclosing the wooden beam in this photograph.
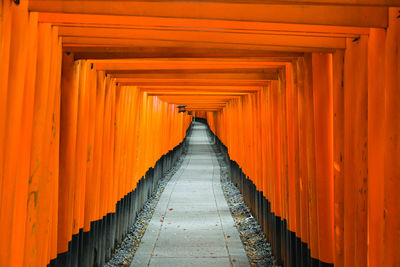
[151,0,397,6]
[186,108,220,110]
[117,81,274,86]
[92,58,293,63]
[38,13,369,36]
[158,96,239,101]
[33,0,400,7]
[93,59,287,71]
[54,24,365,39]
[62,39,337,53]
[186,107,221,109]
[105,68,281,74]
[268,0,399,5]
[146,92,249,96]
[109,72,278,80]
[163,101,230,104]
[161,102,230,105]
[138,85,262,92]
[174,102,228,105]
[168,102,228,106]
[67,47,307,59]
[58,26,346,49]
[158,94,240,97]
[171,104,227,107]
[29,1,388,27]
[185,109,221,111]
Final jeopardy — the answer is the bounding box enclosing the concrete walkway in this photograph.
[131,122,250,267]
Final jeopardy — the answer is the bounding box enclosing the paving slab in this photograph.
[131,122,250,267]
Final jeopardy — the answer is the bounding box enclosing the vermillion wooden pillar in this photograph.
[26,24,61,267]
[0,1,30,266]
[312,53,334,265]
[83,65,98,232]
[74,60,91,240]
[20,11,39,266]
[271,79,283,264]
[58,53,79,256]
[384,7,400,267]
[263,84,273,219]
[343,36,368,267]
[91,71,106,223]
[285,63,299,266]
[332,49,345,267]
[290,62,301,267]
[303,54,319,264]
[277,71,290,265]
[367,28,386,267]
[295,57,310,267]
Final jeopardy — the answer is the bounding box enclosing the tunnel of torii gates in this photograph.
[1,0,400,267]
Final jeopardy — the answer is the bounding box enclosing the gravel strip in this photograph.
[213,147,275,267]
[104,154,186,267]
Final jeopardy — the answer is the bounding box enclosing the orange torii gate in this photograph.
[0,0,399,266]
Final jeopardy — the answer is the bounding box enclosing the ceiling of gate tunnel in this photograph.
[29,0,396,112]
[88,58,284,110]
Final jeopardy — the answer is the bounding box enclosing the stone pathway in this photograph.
[131,122,250,267]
